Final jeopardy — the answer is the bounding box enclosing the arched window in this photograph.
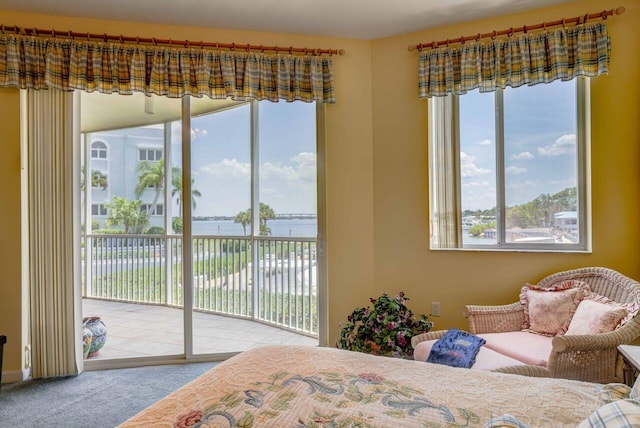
[91,141,108,159]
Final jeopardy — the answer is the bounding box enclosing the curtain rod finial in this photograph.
[338,49,346,56]
[408,45,416,52]
[615,6,625,15]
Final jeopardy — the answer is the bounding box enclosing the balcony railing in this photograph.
[83,234,318,335]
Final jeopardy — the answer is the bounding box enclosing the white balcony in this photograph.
[83,298,317,360]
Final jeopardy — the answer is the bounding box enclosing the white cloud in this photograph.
[191,128,208,141]
[479,139,492,146]
[506,166,527,175]
[538,134,576,157]
[511,151,534,161]
[463,180,491,188]
[460,152,491,178]
[200,158,250,180]
[262,152,317,185]
[200,152,317,188]
[261,162,297,181]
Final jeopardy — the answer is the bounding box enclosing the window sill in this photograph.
[430,246,591,254]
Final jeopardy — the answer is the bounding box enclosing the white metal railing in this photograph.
[83,234,318,335]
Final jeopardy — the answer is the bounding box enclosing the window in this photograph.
[140,203,163,216]
[139,148,163,161]
[91,141,108,159]
[429,78,589,251]
[91,204,108,216]
[91,171,108,189]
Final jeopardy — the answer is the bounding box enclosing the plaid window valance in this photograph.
[418,21,610,98]
[0,34,335,103]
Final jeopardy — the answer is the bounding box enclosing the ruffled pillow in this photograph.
[565,299,627,335]
[583,291,640,328]
[520,280,590,336]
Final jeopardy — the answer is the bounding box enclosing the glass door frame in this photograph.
[82,96,327,370]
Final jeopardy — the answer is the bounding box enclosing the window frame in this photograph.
[140,203,164,216]
[91,141,108,159]
[428,77,590,253]
[91,203,108,216]
[139,148,163,162]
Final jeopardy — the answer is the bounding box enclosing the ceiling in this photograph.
[80,92,241,133]
[1,0,576,40]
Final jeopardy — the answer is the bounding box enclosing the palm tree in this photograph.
[259,203,276,236]
[234,209,251,235]
[80,166,108,191]
[234,203,276,236]
[171,167,202,213]
[105,196,149,234]
[80,166,108,220]
[135,158,166,215]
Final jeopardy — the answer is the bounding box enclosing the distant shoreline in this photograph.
[193,214,317,221]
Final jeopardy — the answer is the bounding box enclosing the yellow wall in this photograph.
[0,88,22,380]
[371,0,640,330]
[0,0,639,376]
[0,10,376,377]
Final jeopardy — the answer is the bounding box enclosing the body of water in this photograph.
[192,218,317,238]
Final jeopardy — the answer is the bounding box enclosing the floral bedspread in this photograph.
[119,345,607,427]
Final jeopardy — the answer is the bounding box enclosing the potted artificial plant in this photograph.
[336,292,433,358]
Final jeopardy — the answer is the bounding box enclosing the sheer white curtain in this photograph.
[428,94,461,249]
[24,88,82,377]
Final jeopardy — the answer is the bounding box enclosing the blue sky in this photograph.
[459,79,577,211]
[171,101,317,217]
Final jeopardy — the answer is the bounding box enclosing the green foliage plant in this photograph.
[336,292,433,358]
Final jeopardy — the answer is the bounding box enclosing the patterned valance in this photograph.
[0,34,335,103]
[418,21,610,98]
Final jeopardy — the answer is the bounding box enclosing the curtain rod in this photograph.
[408,6,625,52]
[0,24,345,56]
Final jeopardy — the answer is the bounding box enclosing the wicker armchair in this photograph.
[412,267,640,383]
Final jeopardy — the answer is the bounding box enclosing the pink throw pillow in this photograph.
[565,299,627,335]
[520,280,590,336]
[582,291,640,328]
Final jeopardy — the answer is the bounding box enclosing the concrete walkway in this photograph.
[83,298,317,360]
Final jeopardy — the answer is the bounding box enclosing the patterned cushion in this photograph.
[630,376,640,400]
[577,399,640,428]
[599,383,632,403]
[483,414,529,428]
[520,280,590,336]
[583,291,640,328]
[565,300,627,335]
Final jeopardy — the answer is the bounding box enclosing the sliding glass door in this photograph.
[80,92,321,365]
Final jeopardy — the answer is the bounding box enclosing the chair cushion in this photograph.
[478,331,553,366]
[414,339,525,371]
[520,280,590,336]
[566,299,627,335]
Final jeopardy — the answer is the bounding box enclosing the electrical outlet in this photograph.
[431,301,441,317]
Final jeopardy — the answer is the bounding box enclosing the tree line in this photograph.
[466,187,577,235]
[85,159,278,236]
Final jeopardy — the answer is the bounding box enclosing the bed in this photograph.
[119,345,628,427]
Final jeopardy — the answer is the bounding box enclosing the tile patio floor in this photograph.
[83,298,318,360]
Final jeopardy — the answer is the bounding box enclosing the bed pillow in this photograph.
[520,280,590,336]
[565,299,627,335]
[583,291,640,328]
[577,399,640,428]
[483,414,529,428]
